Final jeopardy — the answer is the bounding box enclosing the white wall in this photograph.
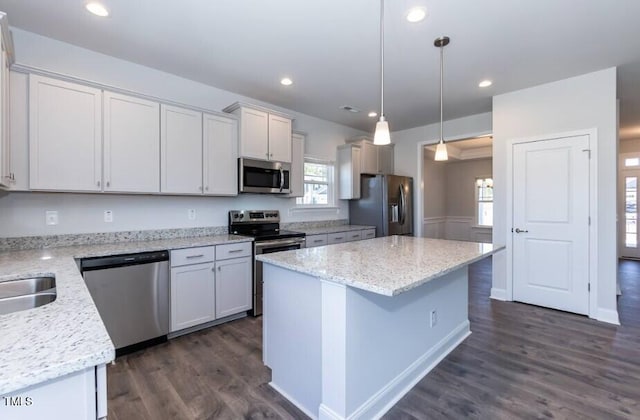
[492,67,618,323]
[445,158,492,218]
[0,29,365,237]
[392,112,493,237]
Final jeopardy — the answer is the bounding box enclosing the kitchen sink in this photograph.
[0,276,57,315]
[0,276,56,299]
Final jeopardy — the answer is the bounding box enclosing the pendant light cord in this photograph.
[380,0,385,119]
[439,42,443,142]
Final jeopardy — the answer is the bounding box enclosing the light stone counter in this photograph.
[257,236,501,296]
[260,236,504,419]
[296,224,375,236]
[0,234,252,395]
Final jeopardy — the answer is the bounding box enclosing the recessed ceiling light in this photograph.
[280,77,293,86]
[406,7,427,23]
[368,111,378,118]
[478,80,493,88]
[86,2,109,17]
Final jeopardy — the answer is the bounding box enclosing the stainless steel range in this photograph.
[229,210,305,316]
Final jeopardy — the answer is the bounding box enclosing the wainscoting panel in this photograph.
[423,217,492,243]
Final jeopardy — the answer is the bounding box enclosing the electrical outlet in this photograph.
[430,309,438,328]
[188,209,196,220]
[45,211,58,225]
[104,210,113,223]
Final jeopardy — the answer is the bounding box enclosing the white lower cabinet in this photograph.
[170,242,252,334]
[327,232,348,245]
[0,365,107,420]
[215,256,252,318]
[306,234,328,247]
[307,229,377,248]
[170,261,216,332]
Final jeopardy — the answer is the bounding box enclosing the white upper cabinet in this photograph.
[0,25,10,188]
[288,131,305,197]
[378,145,394,175]
[29,75,102,191]
[338,144,361,200]
[203,113,238,196]
[161,104,203,194]
[104,91,160,193]
[345,137,395,175]
[223,102,293,163]
[238,107,269,160]
[268,114,292,162]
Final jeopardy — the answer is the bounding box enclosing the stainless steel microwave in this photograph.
[239,158,291,194]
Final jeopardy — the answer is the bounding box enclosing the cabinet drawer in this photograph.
[307,234,328,247]
[216,241,252,260]
[171,246,215,267]
[327,232,348,244]
[362,229,376,239]
[347,231,363,242]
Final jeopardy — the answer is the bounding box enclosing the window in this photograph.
[296,159,335,206]
[476,177,493,226]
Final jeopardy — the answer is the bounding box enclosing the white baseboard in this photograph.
[347,320,471,420]
[490,287,508,301]
[269,381,318,420]
[596,307,620,325]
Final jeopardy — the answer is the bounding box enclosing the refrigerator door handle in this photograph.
[399,184,406,225]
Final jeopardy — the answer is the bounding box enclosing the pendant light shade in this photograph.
[434,36,450,161]
[373,0,391,145]
[434,141,448,161]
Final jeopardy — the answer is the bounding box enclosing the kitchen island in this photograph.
[257,236,500,420]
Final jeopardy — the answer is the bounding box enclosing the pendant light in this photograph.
[373,0,391,145]
[434,36,450,161]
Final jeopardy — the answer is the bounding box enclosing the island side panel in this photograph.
[263,263,322,418]
[320,266,471,419]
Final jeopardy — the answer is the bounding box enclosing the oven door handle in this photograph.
[255,238,306,249]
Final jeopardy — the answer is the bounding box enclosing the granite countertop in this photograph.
[0,234,252,395]
[256,236,503,296]
[298,225,376,236]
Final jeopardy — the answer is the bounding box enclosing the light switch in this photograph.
[104,210,113,223]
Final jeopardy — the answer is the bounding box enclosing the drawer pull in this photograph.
[313,239,324,243]
[334,237,343,240]
[186,254,205,259]
[228,249,243,253]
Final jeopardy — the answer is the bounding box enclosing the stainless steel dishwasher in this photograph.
[81,250,169,355]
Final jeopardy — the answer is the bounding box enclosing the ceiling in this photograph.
[2,0,640,137]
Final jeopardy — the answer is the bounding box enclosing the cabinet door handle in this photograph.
[198,186,203,191]
[97,180,101,187]
[218,266,221,271]
[205,186,209,191]
[334,236,343,240]
[313,239,323,243]
[186,254,205,259]
[228,249,243,253]
[106,181,110,188]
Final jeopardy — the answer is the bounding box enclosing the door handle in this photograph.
[514,228,529,233]
[279,168,285,192]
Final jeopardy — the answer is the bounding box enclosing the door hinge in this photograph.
[582,149,591,159]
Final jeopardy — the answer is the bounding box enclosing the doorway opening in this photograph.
[421,135,493,243]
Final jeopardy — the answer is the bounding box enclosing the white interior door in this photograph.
[512,134,590,315]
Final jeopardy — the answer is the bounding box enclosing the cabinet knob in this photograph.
[205,186,209,191]
[97,181,101,187]
[198,186,203,191]
[106,181,110,188]
[218,266,221,271]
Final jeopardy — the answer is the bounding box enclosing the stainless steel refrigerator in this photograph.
[349,174,413,237]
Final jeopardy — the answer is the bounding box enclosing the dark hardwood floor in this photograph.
[108,258,640,419]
